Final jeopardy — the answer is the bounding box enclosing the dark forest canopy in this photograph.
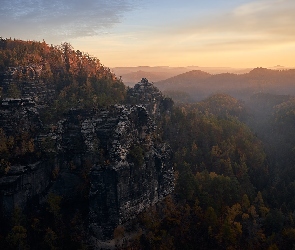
[133,93,295,250]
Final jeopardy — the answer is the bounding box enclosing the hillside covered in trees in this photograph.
[0,37,126,112]
[0,37,127,173]
[112,66,252,86]
[1,38,295,250]
[127,93,295,250]
[156,68,295,102]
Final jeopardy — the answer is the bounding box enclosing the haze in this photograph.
[1,0,295,68]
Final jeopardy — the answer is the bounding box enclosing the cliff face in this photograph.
[0,98,42,138]
[53,78,174,239]
[0,65,54,103]
[0,99,51,217]
[127,78,173,118]
[87,105,173,239]
[0,77,174,240]
[0,161,53,216]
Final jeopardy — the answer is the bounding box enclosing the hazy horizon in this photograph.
[111,65,293,70]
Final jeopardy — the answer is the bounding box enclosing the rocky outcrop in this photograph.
[87,105,173,239]
[0,65,55,104]
[0,78,174,241]
[0,161,53,216]
[0,98,42,137]
[127,78,173,118]
[0,99,50,217]
[51,79,174,239]
[52,102,174,239]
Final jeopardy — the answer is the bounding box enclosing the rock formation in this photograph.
[0,99,51,217]
[0,161,53,216]
[0,77,174,241]
[0,65,55,104]
[127,78,173,118]
[87,105,173,239]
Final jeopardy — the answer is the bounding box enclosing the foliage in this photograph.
[128,144,145,166]
[126,97,295,250]
[0,126,39,176]
[0,38,126,121]
[162,90,193,104]
[163,104,268,192]
[46,193,62,219]
[197,93,248,120]
[6,225,28,250]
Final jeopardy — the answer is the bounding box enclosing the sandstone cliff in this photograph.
[0,76,174,241]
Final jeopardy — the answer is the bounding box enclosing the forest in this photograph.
[1,38,295,249]
[129,93,295,250]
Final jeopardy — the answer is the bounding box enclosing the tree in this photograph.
[46,193,63,230]
[128,144,145,167]
[6,225,27,250]
[43,228,57,250]
[7,83,21,98]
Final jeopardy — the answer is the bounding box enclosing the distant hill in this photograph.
[155,68,295,102]
[112,66,252,86]
[118,70,173,86]
[157,70,211,86]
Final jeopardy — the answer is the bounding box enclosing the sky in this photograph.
[1,0,295,68]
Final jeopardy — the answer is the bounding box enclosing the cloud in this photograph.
[231,0,295,33]
[233,0,274,16]
[164,0,295,52]
[234,2,295,48]
[0,0,136,40]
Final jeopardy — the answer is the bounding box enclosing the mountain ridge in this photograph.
[155,67,295,102]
